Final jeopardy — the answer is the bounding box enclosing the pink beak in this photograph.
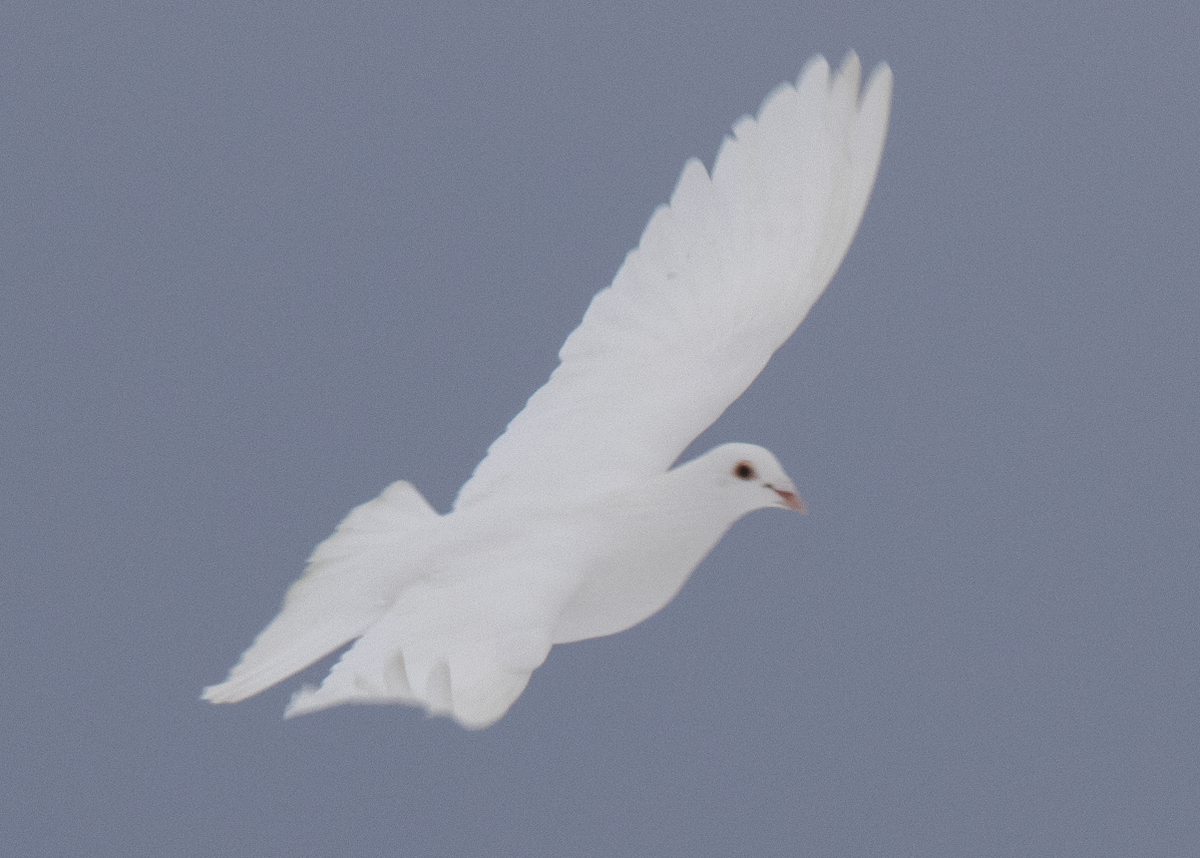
[774,488,807,514]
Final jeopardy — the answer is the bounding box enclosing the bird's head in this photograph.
[690,442,806,516]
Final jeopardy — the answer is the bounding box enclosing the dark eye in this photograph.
[733,461,756,481]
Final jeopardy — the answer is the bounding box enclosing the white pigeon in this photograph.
[203,53,893,729]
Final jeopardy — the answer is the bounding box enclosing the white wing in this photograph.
[454,54,892,510]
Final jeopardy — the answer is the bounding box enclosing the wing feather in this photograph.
[454,53,892,510]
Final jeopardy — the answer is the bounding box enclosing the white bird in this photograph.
[203,53,893,729]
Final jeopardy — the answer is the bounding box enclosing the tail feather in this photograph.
[202,480,439,704]
[280,588,548,730]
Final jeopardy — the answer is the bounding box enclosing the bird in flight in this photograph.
[203,53,893,728]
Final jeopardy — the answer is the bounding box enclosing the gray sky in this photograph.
[4,3,1198,856]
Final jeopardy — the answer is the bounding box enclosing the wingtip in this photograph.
[200,683,228,704]
[282,685,314,718]
[792,51,891,113]
[864,60,894,104]
[798,52,831,80]
[837,50,862,80]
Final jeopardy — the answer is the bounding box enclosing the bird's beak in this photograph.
[773,488,807,514]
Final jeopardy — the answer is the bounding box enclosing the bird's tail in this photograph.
[280,600,545,730]
[202,480,439,705]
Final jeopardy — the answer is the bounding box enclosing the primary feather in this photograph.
[203,53,893,729]
[453,53,891,510]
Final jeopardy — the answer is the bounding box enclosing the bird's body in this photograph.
[204,54,892,728]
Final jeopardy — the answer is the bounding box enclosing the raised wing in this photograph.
[454,54,892,510]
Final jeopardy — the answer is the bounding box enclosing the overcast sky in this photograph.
[4,3,1198,856]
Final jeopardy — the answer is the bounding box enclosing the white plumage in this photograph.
[203,53,893,729]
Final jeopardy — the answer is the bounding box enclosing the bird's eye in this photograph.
[733,461,756,481]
